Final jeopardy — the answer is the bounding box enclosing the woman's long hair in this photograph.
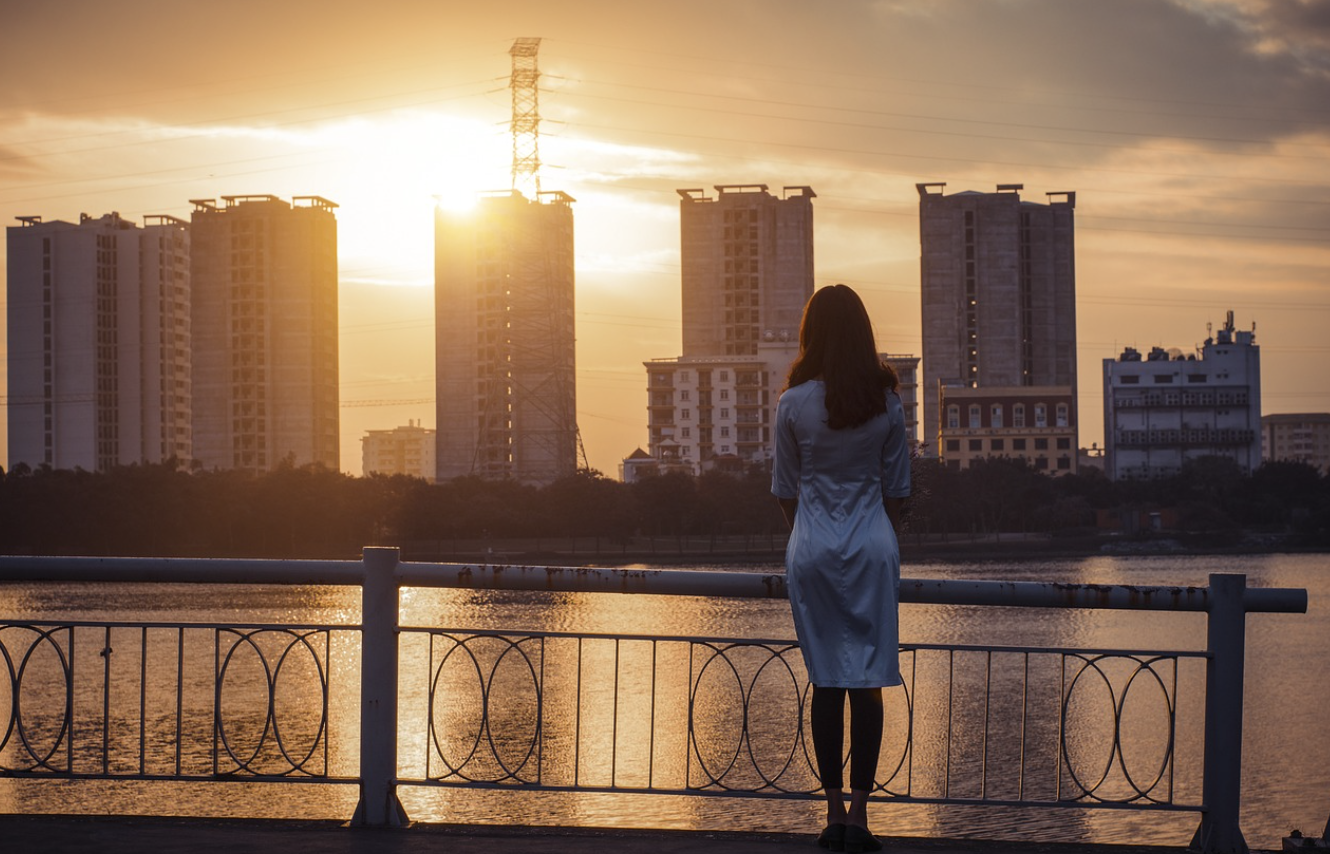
[783,284,898,430]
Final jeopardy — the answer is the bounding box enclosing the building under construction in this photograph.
[433,38,579,485]
[434,190,577,484]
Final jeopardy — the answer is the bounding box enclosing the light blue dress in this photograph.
[771,381,911,688]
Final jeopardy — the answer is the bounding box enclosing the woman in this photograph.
[772,285,910,853]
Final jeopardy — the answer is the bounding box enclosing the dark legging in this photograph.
[810,686,883,792]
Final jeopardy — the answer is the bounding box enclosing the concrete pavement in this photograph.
[0,814,1266,854]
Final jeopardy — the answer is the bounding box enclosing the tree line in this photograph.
[1,455,1327,559]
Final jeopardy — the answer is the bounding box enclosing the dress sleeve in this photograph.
[771,391,800,499]
[881,392,911,499]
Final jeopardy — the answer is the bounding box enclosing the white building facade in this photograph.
[1262,413,1330,473]
[1103,312,1261,480]
[6,212,191,471]
[642,353,918,476]
[362,420,436,480]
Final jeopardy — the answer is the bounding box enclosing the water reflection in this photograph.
[1,554,1326,849]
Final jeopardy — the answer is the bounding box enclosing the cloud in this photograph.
[1261,0,1330,54]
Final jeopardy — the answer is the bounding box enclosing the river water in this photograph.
[0,553,1325,848]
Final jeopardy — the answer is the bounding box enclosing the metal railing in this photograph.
[0,549,1307,854]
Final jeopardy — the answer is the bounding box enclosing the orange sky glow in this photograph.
[3,0,1328,477]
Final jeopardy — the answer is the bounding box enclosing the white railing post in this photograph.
[350,547,408,827]
[1191,573,1249,854]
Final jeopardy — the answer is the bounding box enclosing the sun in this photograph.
[314,111,510,279]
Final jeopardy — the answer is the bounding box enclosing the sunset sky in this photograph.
[3,0,1328,477]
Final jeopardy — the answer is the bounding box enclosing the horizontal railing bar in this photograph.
[2,620,355,632]
[400,625,1207,659]
[396,561,789,599]
[1,555,1307,614]
[400,780,1203,812]
[0,771,358,784]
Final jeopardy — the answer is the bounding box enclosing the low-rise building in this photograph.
[362,420,436,481]
[634,353,918,478]
[1262,413,1330,473]
[938,383,1078,474]
[1102,311,1261,480]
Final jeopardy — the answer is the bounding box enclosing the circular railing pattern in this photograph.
[426,632,542,784]
[0,625,73,773]
[1059,653,1176,804]
[214,628,329,777]
[688,641,913,795]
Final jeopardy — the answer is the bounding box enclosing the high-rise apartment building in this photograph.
[633,185,814,474]
[917,183,1077,457]
[6,212,191,471]
[189,195,339,473]
[630,184,920,477]
[1102,312,1261,480]
[1262,413,1330,473]
[678,185,815,358]
[434,190,577,485]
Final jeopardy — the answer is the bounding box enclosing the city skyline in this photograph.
[2,1,1328,478]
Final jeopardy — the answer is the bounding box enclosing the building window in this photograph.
[719,370,729,382]
[1056,404,1069,427]
[1034,404,1047,428]
[680,390,690,401]
[1013,405,1026,428]
[681,409,691,420]
[969,439,982,451]
[721,445,731,453]
[991,404,1003,429]
[1013,438,1027,451]
[1120,375,1139,384]
[1057,457,1071,470]
[946,439,960,452]
[1056,437,1071,450]
[720,427,730,438]
[720,408,730,419]
[720,389,729,400]
[682,427,691,438]
[947,405,960,429]
[1035,457,1049,471]
[969,405,981,428]
[1154,375,1175,384]
[991,438,1005,451]
[1034,438,1049,450]
[1187,374,1207,383]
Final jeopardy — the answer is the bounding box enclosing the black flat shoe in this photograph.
[843,824,882,853]
[817,823,846,851]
